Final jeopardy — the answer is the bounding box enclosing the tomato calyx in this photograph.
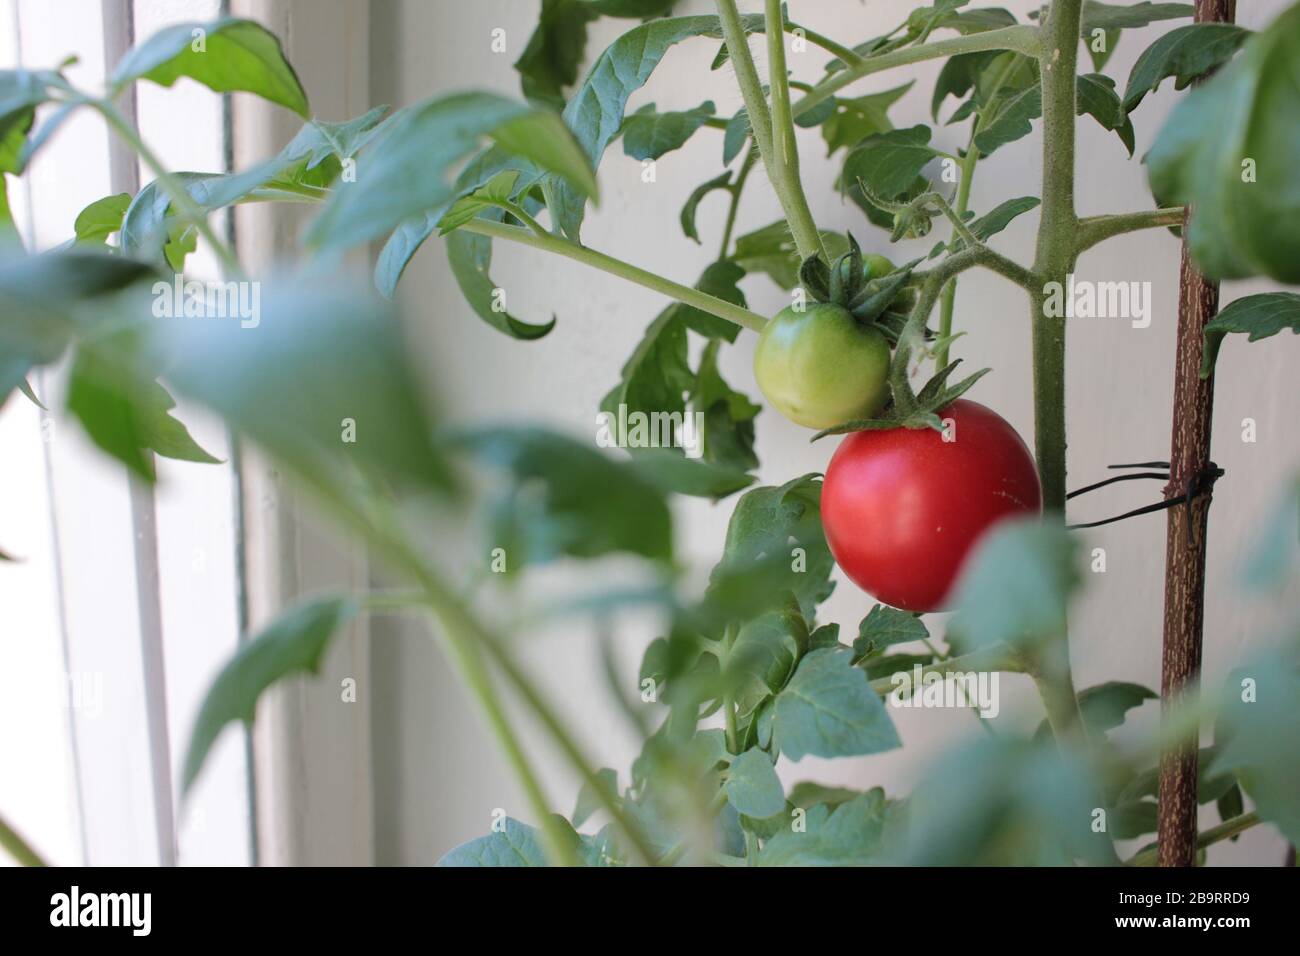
[797,233,921,347]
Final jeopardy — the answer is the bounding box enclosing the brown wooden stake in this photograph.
[1157,0,1236,869]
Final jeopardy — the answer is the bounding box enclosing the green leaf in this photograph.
[437,817,554,867]
[629,449,753,500]
[708,474,834,619]
[1146,4,1300,282]
[771,647,901,761]
[73,193,132,245]
[929,195,1039,257]
[1035,681,1156,740]
[0,248,158,382]
[514,0,600,110]
[0,69,61,167]
[678,259,747,343]
[620,101,715,161]
[110,17,309,117]
[950,519,1079,652]
[1111,800,1158,839]
[680,171,732,243]
[903,735,1116,865]
[1075,73,1134,156]
[1078,681,1157,733]
[572,768,618,827]
[689,336,759,471]
[732,220,848,291]
[1078,1,1192,32]
[307,91,595,252]
[551,13,759,239]
[67,332,220,481]
[724,748,785,818]
[1123,23,1250,111]
[787,781,863,809]
[820,81,913,155]
[436,170,521,235]
[1201,293,1300,376]
[722,109,750,165]
[852,604,929,661]
[456,426,672,568]
[1209,650,1300,842]
[447,227,557,340]
[725,602,808,719]
[158,277,453,494]
[974,73,1133,156]
[1241,478,1300,593]
[1216,781,1244,830]
[843,125,939,202]
[756,790,896,865]
[184,597,357,792]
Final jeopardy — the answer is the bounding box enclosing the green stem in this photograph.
[868,645,1026,696]
[791,25,1041,121]
[1031,0,1082,515]
[0,811,47,866]
[460,218,767,332]
[722,623,740,754]
[1023,0,1086,744]
[715,0,823,262]
[426,606,579,867]
[786,21,867,68]
[936,139,980,368]
[1075,207,1186,254]
[303,492,662,866]
[718,152,757,261]
[715,0,775,158]
[92,99,243,278]
[763,0,825,262]
[1126,812,1261,867]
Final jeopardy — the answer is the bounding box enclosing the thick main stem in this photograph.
[715,0,823,262]
[1157,0,1236,871]
[1028,0,1083,740]
[763,0,825,262]
[1031,1,1078,514]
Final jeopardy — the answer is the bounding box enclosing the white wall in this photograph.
[368,0,1298,864]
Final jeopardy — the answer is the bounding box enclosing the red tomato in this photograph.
[821,399,1041,612]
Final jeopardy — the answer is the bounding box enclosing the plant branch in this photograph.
[1157,0,1236,870]
[763,0,826,262]
[790,25,1041,121]
[1127,812,1260,867]
[1075,207,1186,254]
[424,603,579,867]
[719,152,757,261]
[0,811,47,866]
[459,218,767,332]
[92,98,244,278]
[936,140,979,368]
[868,645,1026,696]
[786,20,868,68]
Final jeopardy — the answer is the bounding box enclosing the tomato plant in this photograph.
[823,399,1041,612]
[2,0,1299,873]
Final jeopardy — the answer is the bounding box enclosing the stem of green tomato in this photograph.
[762,0,826,263]
[1125,812,1260,867]
[459,218,767,332]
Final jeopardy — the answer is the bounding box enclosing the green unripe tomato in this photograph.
[861,253,895,280]
[753,303,891,430]
[860,253,917,318]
